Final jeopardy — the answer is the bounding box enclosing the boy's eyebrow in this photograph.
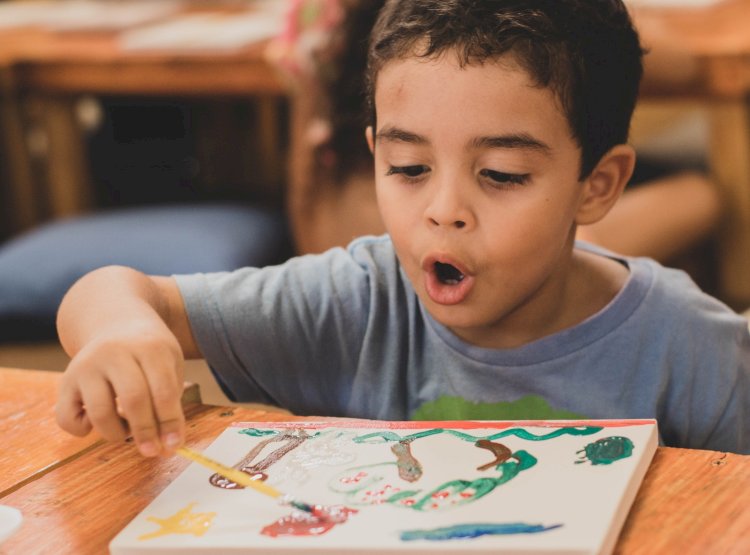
[471,134,552,154]
[375,126,428,145]
[375,126,551,154]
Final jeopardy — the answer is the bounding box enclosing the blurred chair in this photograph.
[0,203,291,342]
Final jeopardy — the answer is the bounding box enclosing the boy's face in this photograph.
[369,53,594,348]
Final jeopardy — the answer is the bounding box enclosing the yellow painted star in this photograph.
[139,502,217,541]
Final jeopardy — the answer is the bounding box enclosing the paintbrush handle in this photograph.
[176,446,283,499]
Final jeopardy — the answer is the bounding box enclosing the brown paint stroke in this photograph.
[210,429,311,489]
[391,440,423,482]
[475,439,512,471]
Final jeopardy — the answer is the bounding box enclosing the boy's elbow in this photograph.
[65,264,145,291]
[59,265,148,310]
[84,264,147,281]
[56,265,156,351]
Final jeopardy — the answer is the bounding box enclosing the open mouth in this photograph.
[423,256,474,305]
[434,261,465,285]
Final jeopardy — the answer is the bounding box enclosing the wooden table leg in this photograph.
[256,94,285,191]
[0,68,40,232]
[192,96,286,204]
[709,98,750,309]
[31,94,93,219]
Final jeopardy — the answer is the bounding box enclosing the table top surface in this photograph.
[629,0,750,97]
[628,0,750,56]
[0,2,284,96]
[1,366,749,554]
[0,0,747,98]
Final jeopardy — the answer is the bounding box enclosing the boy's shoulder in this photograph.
[298,234,404,293]
[283,234,396,279]
[347,233,396,256]
[342,234,401,274]
[577,241,747,336]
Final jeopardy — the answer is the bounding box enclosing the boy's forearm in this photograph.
[57,265,197,358]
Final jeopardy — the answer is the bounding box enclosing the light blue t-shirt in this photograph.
[175,235,750,453]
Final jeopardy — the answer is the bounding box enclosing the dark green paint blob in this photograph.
[576,436,634,465]
[412,395,587,421]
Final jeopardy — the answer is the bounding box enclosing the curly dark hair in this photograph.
[366,0,645,179]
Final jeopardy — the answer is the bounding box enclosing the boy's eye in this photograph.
[386,165,429,179]
[479,169,529,187]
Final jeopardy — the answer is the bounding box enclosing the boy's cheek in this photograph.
[376,192,414,237]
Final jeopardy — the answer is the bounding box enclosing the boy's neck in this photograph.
[448,248,629,350]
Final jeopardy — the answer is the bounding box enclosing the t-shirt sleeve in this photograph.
[173,245,374,416]
[682,322,750,454]
[656,291,750,454]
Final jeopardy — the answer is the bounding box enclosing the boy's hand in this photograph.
[55,267,199,457]
[56,323,186,457]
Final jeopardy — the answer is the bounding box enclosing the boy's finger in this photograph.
[139,353,186,453]
[78,376,129,442]
[107,362,162,457]
[56,380,93,437]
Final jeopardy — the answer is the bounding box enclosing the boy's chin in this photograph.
[420,298,532,349]
[421,300,486,334]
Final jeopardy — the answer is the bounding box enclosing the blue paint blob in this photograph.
[400,522,563,541]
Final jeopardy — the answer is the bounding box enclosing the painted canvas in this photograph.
[110,419,658,555]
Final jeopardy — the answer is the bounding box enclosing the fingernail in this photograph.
[139,441,159,457]
[163,432,181,448]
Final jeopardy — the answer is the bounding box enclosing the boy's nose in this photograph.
[429,216,467,229]
[424,182,474,230]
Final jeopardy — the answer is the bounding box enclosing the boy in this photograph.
[56,0,749,457]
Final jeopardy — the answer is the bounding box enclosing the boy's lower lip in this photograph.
[423,270,475,305]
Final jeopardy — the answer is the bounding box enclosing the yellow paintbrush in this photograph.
[175,446,320,514]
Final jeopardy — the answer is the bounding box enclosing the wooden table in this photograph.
[1,366,749,554]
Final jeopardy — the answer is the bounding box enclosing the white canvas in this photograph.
[110,419,658,555]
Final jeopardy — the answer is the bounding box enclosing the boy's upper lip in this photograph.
[421,253,473,276]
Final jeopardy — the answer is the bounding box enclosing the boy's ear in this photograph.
[576,144,636,225]
[365,126,375,154]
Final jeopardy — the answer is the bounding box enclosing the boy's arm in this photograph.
[55,265,200,457]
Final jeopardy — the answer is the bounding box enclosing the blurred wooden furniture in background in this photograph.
[631,0,750,308]
[1,0,750,307]
[0,1,287,232]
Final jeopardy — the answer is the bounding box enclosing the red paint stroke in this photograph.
[260,505,358,538]
[230,419,656,430]
[339,471,368,484]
